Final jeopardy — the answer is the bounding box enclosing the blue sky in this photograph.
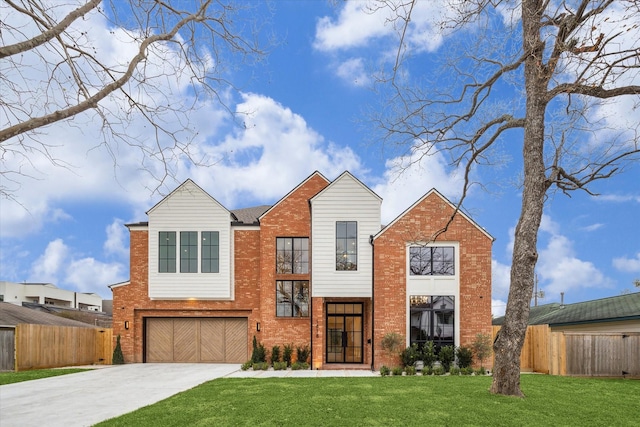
[1,1,639,316]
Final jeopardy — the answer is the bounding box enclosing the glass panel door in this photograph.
[326,303,363,363]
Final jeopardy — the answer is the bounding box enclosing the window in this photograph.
[159,231,176,273]
[180,231,198,273]
[409,246,455,275]
[336,221,357,271]
[201,231,220,273]
[276,281,309,317]
[410,295,455,350]
[276,237,309,274]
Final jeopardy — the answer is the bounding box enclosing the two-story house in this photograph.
[111,171,493,369]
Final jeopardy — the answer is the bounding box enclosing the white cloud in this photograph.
[492,298,507,318]
[314,2,392,51]
[30,239,69,280]
[65,258,124,295]
[598,194,640,203]
[372,150,464,224]
[314,1,454,54]
[182,93,365,208]
[613,253,640,273]
[537,216,613,297]
[494,213,614,305]
[26,237,125,298]
[336,58,371,86]
[581,223,604,232]
[491,259,511,302]
[104,219,129,259]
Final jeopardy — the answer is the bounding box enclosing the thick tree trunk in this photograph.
[490,0,550,397]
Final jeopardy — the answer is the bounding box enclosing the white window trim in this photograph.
[405,242,460,348]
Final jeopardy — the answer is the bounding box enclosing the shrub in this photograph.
[456,346,473,369]
[112,334,124,365]
[421,366,433,376]
[449,366,460,375]
[273,361,288,371]
[405,366,417,376]
[433,366,445,376]
[460,367,474,375]
[476,366,487,375]
[240,361,252,371]
[422,341,436,369]
[400,343,420,367]
[250,336,267,364]
[291,361,309,370]
[391,366,404,376]
[271,345,281,364]
[380,332,403,354]
[438,345,455,372]
[252,362,269,371]
[472,333,492,370]
[283,344,294,366]
[296,344,310,364]
[379,365,391,376]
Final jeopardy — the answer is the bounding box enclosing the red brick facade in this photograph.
[372,192,493,369]
[112,174,492,369]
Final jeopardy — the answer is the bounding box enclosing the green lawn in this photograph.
[96,375,639,426]
[0,368,90,385]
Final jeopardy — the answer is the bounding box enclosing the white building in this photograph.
[0,281,102,311]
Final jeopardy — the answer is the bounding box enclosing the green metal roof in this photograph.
[493,292,640,326]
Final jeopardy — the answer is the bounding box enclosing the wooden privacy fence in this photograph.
[492,325,553,373]
[13,324,112,371]
[564,332,640,377]
[492,326,640,377]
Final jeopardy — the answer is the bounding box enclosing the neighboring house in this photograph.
[492,292,640,333]
[111,171,493,369]
[0,281,102,311]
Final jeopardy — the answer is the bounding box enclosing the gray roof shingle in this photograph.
[231,205,271,225]
[0,302,97,328]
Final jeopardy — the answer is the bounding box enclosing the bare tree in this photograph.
[373,0,640,396]
[1,0,265,199]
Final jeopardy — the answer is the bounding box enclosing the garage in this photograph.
[145,318,247,363]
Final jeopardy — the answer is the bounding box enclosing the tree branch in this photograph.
[0,0,102,59]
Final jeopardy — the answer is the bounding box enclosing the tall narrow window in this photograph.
[409,295,455,351]
[180,231,198,273]
[159,231,176,273]
[409,246,455,275]
[201,231,219,273]
[276,237,309,274]
[276,280,309,317]
[336,221,357,271]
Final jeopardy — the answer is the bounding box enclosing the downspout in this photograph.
[370,234,375,371]
[309,199,314,369]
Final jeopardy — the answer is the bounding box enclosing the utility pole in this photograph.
[533,274,544,306]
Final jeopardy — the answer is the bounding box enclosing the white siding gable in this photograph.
[311,172,381,297]
[148,179,233,299]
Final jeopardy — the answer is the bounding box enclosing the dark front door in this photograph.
[326,303,363,363]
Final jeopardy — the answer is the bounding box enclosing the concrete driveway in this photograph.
[0,363,240,427]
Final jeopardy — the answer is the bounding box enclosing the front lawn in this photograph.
[0,368,90,385]
[97,375,639,426]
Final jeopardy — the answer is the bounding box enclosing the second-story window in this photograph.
[276,237,309,274]
[201,231,220,273]
[336,221,357,271]
[180,231,198,273]
[159,231,176,273]
[409,246,455,276]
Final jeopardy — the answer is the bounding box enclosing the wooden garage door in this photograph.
[145,318,247,363]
